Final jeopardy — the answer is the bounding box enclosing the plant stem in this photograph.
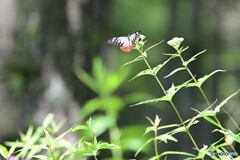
[94,154,98,160]
[109,120,123,160]
[178,53,237,152]
[137,48,201,153]
[154,128,159,159]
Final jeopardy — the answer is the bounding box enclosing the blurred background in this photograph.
[0,0,239,159]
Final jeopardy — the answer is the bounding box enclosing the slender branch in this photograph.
[177,52,237,152]
[137,48,201,154]
[109,119,122,160]
[94,154,98,160]
[154,128,159,160]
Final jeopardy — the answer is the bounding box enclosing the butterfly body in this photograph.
[107,31,143,52]
[120,46,133,52]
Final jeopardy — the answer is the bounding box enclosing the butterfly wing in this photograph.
[107,31,143,52]
[107,36,131,47]
[128,31,142,43]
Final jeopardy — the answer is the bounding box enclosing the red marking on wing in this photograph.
[120,46,133,52]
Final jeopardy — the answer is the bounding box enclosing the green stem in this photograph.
[137,48,201,153]
[154,128,159,159]
[178,52,237,152]
[94,154,98,160]
[109,120,122,160]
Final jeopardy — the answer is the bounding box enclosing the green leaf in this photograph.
[152,57,173,75]
[215,89,240,112]
[184,50,206,66]
[42,114,54,128]
[87,115,114,136]
[164,67,186,78]
[75,67,98,93]
[123,92,154,104]
[121,125,150,153]
[157,123,179,131]
[179,46,189,53]
[154,115,161,127]
[144,126,155,135]
[33,155,48,159]
[135,138,153,157]
[145,40,164,53]
[122,55,144,67]
[192,108,221,128]
[70,125,89,132]
[150,151,195,160]
[0,144,8,158]
[146,116,155,126]
[129,97,167,107]
[130,80,191,107]
[8,140,18,157]
[186,70,226,88]
[162,53,178,56]
[168,126,186,135]
[92,57,105,86]
[155,134,177,143]
[97,143,120,150]
[82,96,124,118]
[129,69,153,81]
[164,80,191,101]
[216,130,240,143]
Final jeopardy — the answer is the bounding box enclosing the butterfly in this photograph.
[107,31,144,52]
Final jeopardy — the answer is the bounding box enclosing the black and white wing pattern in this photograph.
[107,31,143,47]
[107,31,144,52]
[128,31,142,43]
[107,36,131,47]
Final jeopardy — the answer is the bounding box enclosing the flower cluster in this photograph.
[167,37,184,50]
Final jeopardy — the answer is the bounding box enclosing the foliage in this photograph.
[1,35,240,160]
[123,35,240,160]
[0,114,119,160]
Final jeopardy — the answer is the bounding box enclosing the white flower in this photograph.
[139,34,146,40]
[135,34,147,47]
[167,37,184,50]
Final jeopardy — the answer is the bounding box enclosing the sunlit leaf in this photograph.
[184,50,206,66]
[130,80,191,107]
[33,155,48,159]
[135,138,153,157]
[179,46,189,53]
[144,126,155,135]
[145,40,164,53]
[42,114,54,129]
[157,123,179,131]
[0,144,8,158]
[168,126,186,135]
[155,134,177,143]
[152,57,173,75]
[164,67,186,78]
[129,69,153,81]
[149,151,195,160]
[122,55,144,67]
[215,89,240,112]
[69,125,89,132]
[192,109,221,128]
[216,130,240,144]
[186,70,226,88]
[154,115,161,127]
[97,143,120,150]
[129,97,167,107]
